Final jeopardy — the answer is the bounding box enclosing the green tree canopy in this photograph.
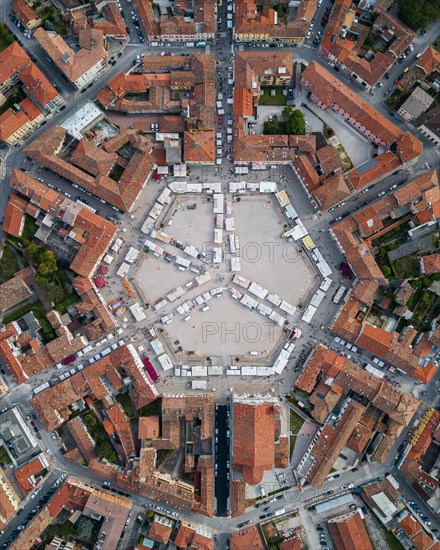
[285,109,306,135]
[396,0,440,30]
[37,250,58,276]
[263,116,281,135]
[282,105,293,118]
[26,243,42,262]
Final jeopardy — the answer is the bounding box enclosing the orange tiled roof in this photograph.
[92,3,128,38]
[34,28,106,85]
[317,144,343,175]
[10,169,66,215]
[302,62,403,145]
[2,197,25,237]
[0,97,43,141]
[12,0,40,26]
[0,267,33,312]
[420,254,440,275]
[0,41,30,83]
[184,130,215,163]
[106,403,136,461]
[148,520,172,544]
[412,530,436,550]
[328,511,373,550]
[321,2,414,87]
[313,174,351,210]
[135,0,215,40]
[347,151,402,190]
[191,532,214,550]
[30,346,157,431]
[233,401,275,485]
[24,126,155,212]
[19,62,60,109]
[97,54,216,131]
[14,454,47,493]
[0,471,20,529]
[356,324,394,358]
[174,524,196,548]
[231,526,264,550]
[234,0,314,40]
[138,416,159,439]
[0,340,28,385]
[412,362,437,384]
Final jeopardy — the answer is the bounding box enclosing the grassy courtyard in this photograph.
[116,393,138,424]
[259,87,287,106]
[0,446,12,464]
[82,409,119,464]
[138,398,161,417]
[0,246,19,282]
[0,25,14,52]
[391,255,420,278]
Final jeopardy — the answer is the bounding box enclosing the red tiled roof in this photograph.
[12,0,40,26]
[184,130,215,163]
[174,524,196,548]
[302,62,404,146]
[20,62,61,109]
[2,197,25,237]
[233,401,275,485]
[231,526,265,550]
[92,3,128,38]
[0,97,43,142]
[138,416,159,439]
[14,454,48,493]
[148,520,172,544]
[34,28,106,85]
[420,254,440,275]
[328,511,373,550]
[0,41,30,83]
[24,126,155,212]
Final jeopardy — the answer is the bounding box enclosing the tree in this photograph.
[282,105,293,118]
[263,117,280,135]
[396,0,440,30]
[37,250,58,276]
[35,276,65,303]
[382,266,391,277]
[286,109,306,135]
[26,243,42,262]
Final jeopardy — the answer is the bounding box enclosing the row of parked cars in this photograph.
[0,474,66,548]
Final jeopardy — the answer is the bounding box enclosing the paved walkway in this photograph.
[303,99,376,166]
[291,419,320,468]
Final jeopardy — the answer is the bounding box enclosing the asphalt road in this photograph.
[214,404,230,516]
